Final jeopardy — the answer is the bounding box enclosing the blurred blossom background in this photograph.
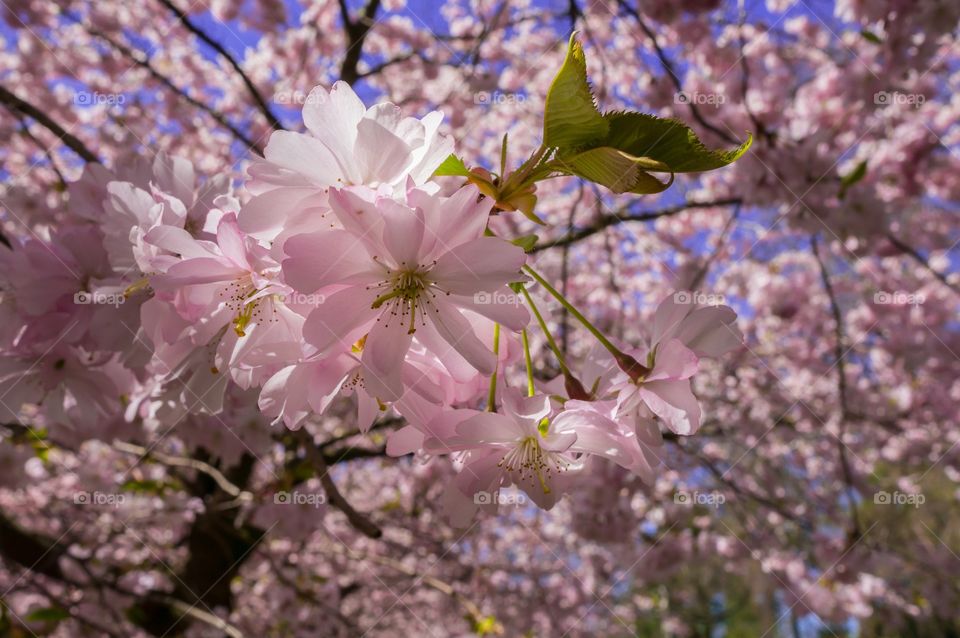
[1,0,959,636]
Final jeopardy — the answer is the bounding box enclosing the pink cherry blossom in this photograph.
[282,184,529,400]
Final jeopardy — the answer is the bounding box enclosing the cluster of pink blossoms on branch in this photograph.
[1,36,748,524]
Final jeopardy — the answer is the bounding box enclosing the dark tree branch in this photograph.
[338,0,383,84]
[532,198,742,252]
[74,16,264,154]
[298,430,383,538]
[0,84,100,163]
[157,0,284,132]
[812,234,863,541]
[688,203,742,290]
[617,0,740,146]
[886,232,959,295]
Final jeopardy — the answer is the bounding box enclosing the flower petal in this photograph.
[431,237,526,295]
[282,230,380,293]
[302,286,377,352]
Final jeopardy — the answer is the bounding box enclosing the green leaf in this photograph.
[25,607,69,624]
[542,33,608,149]
[600,112,752,173]
[433,153,471,177]
[860,29,883,44]
[839,159,867,199]
[510,234,539,252]
[550,146,673,194]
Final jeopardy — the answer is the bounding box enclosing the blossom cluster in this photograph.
[0,81,741,523]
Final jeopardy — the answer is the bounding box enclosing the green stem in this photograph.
[521,328,535,397]
[523,264,625,361]
[520,286,569,377]
[486,323,501,411]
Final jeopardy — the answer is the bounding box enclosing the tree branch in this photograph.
[0,85,100,163]
[886,232,959,295]
[157,0,284,132]
[616,0,740,146]
[297,430,383,538]
[532,198,742,252]
[338,0,383,84]
[73,16,264,154]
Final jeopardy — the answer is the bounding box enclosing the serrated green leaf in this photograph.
[839,159,867,199]
[25,607,69,624]
[601,112,752,173]
[543,33,608,149]
[433,153,471,177]
[549,146,673,194]
[511,234,539,252]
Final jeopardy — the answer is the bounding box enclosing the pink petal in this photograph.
[647,339,699,381]
[302,286,377,352]
[302,82,364,181]
[354,117,414,184]
[639,379,702,435]
[282,230,380,293]
[361,316,413,401]
[431,237,526,295]
[452,293,530,332]
[262,130,344,185]
[238,188,326,239]
[386,425,424,457]
[426,297,496,376]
